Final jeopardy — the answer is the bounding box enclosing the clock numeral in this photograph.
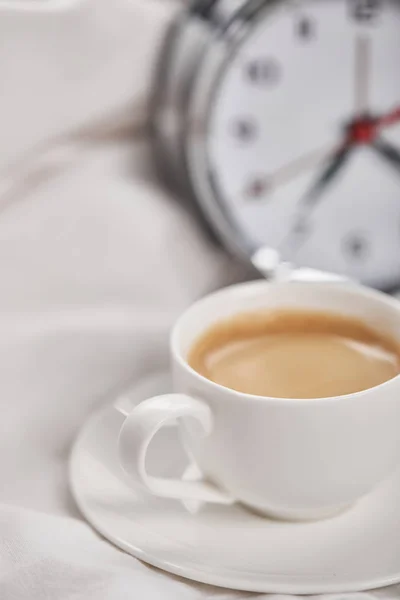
[295,17,315,41]
[343,233,369,260]
[231,118,257,142]
[292,218,311,239]
[348,0,381,23]
[245,177,270,200]
[246,58,280,85]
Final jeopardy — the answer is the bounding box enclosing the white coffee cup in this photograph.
[115,281,400,521]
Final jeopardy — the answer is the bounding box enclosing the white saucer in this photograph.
[70,372,400,595]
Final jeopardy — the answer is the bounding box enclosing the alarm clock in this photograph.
[152,0,400,290]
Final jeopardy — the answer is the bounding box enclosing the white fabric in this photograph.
[0,1,398,599]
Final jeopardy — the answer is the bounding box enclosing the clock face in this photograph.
[206,0,400,289]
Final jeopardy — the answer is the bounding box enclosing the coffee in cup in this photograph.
[188,309,400,399]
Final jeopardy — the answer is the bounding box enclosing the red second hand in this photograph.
[376,106,400,129]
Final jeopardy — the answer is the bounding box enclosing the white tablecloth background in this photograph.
[0,1,399,598]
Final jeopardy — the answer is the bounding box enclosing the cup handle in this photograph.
[116,394,234,504]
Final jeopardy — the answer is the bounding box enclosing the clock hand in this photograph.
[267,142,344,189]
[372,138,400,174]
[376,106,400,129]
[280,144,352,253]
[281,107,400,254]
[294,143,351,211]
[354,35,371,116]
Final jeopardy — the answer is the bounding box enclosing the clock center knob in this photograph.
[347,117,377,144]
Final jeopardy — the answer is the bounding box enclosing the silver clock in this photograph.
[152,0,400,290]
